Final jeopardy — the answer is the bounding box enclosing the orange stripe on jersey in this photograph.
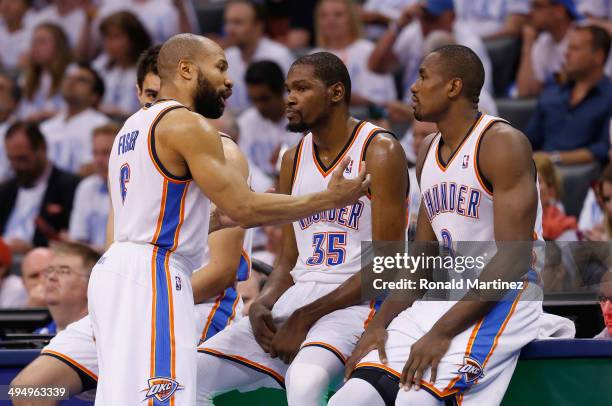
[481,281,528,370]
[291,140,304,191]
[170,182,190,251]
[149,247,158,383]
[201,293,224,341]
[146,105,191,184]
[435,114,485,172]
[163,250,176,382]
[472,120,505,196]
[152,179,169,244]
[41,350,98,381]
[313,121,367,177]
[199,348,285,384]
[363,300,376,329]
[302,341,347,363]
[228,293,240,326]
[355,362,400,378]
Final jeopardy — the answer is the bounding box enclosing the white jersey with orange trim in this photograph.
[420,113,543,243]
[108,99,210,270]
[290,120,389,285]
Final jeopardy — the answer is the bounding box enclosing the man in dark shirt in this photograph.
[0,122,80,253]
[526,25,612,166]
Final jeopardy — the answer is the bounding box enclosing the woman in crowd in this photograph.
[19,23,71,121]
[93,11,151,118]
[313,0,396,107]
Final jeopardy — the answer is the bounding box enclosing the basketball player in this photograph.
[90,34,369,405]
[10,46,254,405]
[196,52,408,405]
[330,45,545,406]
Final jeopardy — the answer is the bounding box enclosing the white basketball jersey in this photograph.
[108,100,210,270]
[420,113,543,243]
[291,121,389,284]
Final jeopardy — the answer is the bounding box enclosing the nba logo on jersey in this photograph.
[462,155,470,169]
[142,377,183,402]
[457,356,484,383]
[175,276,182,291]
[345,159,353,174]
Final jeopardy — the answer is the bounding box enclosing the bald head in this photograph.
[21,247,53,293]
[157,34,224,81]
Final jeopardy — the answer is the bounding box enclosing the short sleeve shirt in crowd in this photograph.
[225,37,295,113]
[40,108,110,173]
[0,274,27,308]
[69,174,109,248]
[0,16,34,71]
[314,39,397,105]
[531,30,570,84]
[393,20,493,101]
[454,0,530,37]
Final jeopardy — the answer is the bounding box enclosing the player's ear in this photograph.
[447,78,463,99]
[330,82,345,104]
[178,59,196,81]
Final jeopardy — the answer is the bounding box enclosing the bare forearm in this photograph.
[192,264,236,304]
[236,191,337,228]
[369,28,400,73]
[559,149,594,165]
[254,263,295,309]
[516,44,541,97]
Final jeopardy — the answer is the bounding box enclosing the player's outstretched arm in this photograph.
[270,133,409,364]
[398,123,538,390]
[159,109,370,228]
[248,147,301,353]
[192,138,249,304]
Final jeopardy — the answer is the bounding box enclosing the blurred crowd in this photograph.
[0,0,611,338]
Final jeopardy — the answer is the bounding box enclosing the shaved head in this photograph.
[157,34,223,81]
[156,34,233,118]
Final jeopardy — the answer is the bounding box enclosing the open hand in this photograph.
[399,329,452,391]
[344,319,388,381]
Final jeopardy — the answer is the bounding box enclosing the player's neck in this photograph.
[437,107,480,151]
[310,111,354,153]
[157,84,194,111]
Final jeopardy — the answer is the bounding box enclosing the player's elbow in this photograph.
[226,201,261,228]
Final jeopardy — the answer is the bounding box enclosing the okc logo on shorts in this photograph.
[142,377,183,402]
[457,356,484,383]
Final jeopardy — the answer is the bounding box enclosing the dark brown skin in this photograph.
[249,63,408,364]
[345,51,539,391]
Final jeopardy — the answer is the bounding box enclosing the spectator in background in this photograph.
[579,0,612,78]
[0,237,27,308]
[0,73,20,182]
[20,247,51,307]
[368,0,493,119]
[359,0,419,40]
[34,242,98,334]
[515,0,580,97]
[18,23,71,121]
[93,11,151,118]
[238,61,301,192]
[40,63,109,175]
[135,44,161,105]
[526,25,612,166]
[454,0,530,39]
[0,0,34,72]
[534,153,579,240]
[0,122,80,253]
[31,0,85,48]
[224,0,295,113]
[595,270,612,338]
[313,0,397,107]
[584,163,612,241]
[68,123,119,251]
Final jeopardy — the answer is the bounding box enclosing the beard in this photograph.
[193,71,225,119]
[286,119,311,133]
